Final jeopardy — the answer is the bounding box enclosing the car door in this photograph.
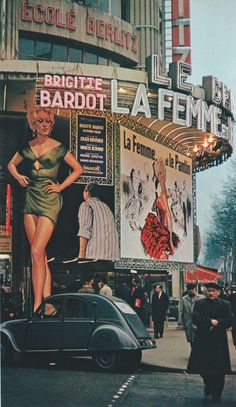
[62,297,95,351]
[24,297,64,351]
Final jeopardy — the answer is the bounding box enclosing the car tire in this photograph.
[93,351,119,371]
[1,338,23,367]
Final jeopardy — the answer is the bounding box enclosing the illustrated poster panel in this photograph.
[120,126,194,263]
[77,115,107,178]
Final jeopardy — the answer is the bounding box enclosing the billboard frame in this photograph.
[114,116,198,271]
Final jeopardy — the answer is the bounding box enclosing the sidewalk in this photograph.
[142,320,236,373]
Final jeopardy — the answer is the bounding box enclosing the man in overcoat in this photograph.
[178,283,205,348]
[152,284,169,338]
[187,282,233,403]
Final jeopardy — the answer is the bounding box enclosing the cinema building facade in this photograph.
[0,1,234,313]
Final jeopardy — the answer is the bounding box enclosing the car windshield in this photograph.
[113,301,136,315]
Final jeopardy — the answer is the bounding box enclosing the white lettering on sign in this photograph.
[146,54,172,88]
[44,74,103,91]
[38,73,233,142]
[40,90,106,110]
[131,84,151,118]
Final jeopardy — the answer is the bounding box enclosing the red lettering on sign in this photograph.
[45,7,56,25]
[114,27,123,46]
[87,16,96,35]
[67,11,76,31]
[131,35,137,54]
[125,32,131,49]
[106,24,114,42]
[21,2,32,21]
[33,4,44,23]
[96,20,105,39]
[21,2,76,30]
[56,9,65,28]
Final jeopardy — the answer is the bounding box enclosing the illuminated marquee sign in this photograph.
[39,56,233,141]
[41,75,106,110]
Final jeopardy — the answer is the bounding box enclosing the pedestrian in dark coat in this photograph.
[187,282,233,403]
[152,284,169,338]
[130,277,146,323]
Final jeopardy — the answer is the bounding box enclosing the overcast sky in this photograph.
[190,0,236,260]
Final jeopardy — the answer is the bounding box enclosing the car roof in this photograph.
[48,292,126,304]
[45,293,128,319]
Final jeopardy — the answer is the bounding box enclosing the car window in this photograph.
[65,298,88,319]
[114,301,136,315]
[38,298,62,319]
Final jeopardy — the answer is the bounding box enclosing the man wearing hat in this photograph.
[178,283,205,348]
[187,282,233,403]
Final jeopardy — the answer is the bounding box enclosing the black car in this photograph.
[1,293,155,371]
[167,297,180,320]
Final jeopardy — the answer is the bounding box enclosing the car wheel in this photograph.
[122,350,142,372]
[93,351,119,371]
[1,339,23,367]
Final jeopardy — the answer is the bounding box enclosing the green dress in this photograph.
[19,143,68,224]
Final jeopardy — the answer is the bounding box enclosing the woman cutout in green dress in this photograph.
[8,107,83,313]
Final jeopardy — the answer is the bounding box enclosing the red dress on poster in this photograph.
[140,159,179,260]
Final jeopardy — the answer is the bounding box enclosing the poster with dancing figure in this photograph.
[120,126,194,263]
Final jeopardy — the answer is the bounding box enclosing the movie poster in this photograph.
[120,126,194,263]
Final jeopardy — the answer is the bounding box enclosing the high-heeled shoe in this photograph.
[45,303,57,316]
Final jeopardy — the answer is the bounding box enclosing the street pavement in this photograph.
[142,320,236,373]
[2,321,235,407]
[113,321,236,407]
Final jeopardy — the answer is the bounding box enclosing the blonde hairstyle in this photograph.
[153,158,166,179]
[27,107,55,131]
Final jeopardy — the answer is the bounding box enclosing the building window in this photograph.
[35,41,52,60]
[85,51,98,64]
[18,34,135,68]
[98,56,108,65]
[18,38,34,59]
[68,47,83,63]
[111,0,121,18]
[52,44,68,61]
[85,0,98,7]
[85,0,122,18]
